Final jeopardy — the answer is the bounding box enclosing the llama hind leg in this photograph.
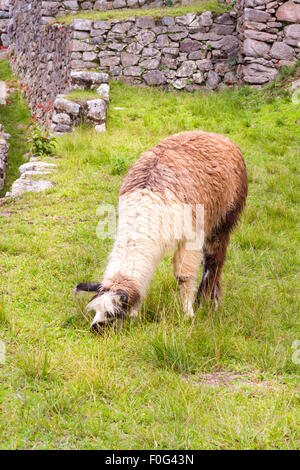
[196,202,244,308]
[196,232,229,308]
[173,244,202,318]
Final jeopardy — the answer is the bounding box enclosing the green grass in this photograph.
[0,61,31,197]
[56,1,229,24]
[0,62,299,449]
[65,89,101,103]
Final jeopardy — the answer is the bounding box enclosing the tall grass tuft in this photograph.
[148,330,199,374]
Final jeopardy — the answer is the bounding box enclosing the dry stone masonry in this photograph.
[40,0,187,22]
[70,11,239,90]
[0,0,299,135]
[0,123,9,191]
[0,79,9,191]
[52,71,109,134]
[237,0,300,85]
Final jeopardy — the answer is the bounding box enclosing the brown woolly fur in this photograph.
[121,131,248,236]
[84,131,247,327]
[121,131,248,306]
[101,273,141,306]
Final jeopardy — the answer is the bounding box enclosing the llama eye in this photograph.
[115,289,128,304]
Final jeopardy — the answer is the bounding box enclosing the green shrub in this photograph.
[27,124,56,157]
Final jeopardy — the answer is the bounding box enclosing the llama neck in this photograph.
[103,237,163,299]
[102,189,178,299]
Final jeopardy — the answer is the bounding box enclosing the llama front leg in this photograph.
[173,245,202,318]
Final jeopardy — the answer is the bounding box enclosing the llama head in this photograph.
[76,276,140,332]
[87,288,129,332]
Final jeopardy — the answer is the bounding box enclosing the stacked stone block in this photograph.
[40,0,187,25]
[69,11,240,91]
[52,71,109,134]
[0,123,9,191]
[0,0,298,135]
[237,0,300,85]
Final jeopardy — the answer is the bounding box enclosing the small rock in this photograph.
[136,30,156,46]
[206,71,220,89]
[176,61,197,78]
[86,99,107,123]
[270,42,295,60]
[143,70,166,86]
[121,52,139,67]
[196,59,212,71]
[284,24,300,39]
[193,71,204,84]
[123,66,142,77]
[172,78,187,90]
[52,112,72,126]
[7,179,53,198]
[199,11,213,26]
[243,38,271,57]
[180,40,201,53]
[95,123,106,134]
[244,8,271,23]
[139,58,160,70]
[96,84,110,101]
[73,19,92,31]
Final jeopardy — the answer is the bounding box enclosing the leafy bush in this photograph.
[27,124,56,157]
[111,157,127,175]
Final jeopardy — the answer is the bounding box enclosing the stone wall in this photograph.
[0,0,12,47]
[41,0,187,25]
[0,122,9,191]
[9,0,73,126]
[1,0,299,134]
[237,0,300,85]
[52,72,109,134]
[69,11,239,90]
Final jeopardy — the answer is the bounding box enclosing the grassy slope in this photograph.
[0,61,31,197]
[56,1,229,24]
[0,65,299,449]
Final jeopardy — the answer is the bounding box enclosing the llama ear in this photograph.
[115,289,129,304]
[74,282,102,294]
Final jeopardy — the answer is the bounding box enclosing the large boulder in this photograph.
[54,96,81,116]
[70,71,109,89]
[7,179,53,198]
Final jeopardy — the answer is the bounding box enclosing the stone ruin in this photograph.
[0,0,298,136]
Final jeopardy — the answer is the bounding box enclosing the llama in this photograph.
[76,131,248,331]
